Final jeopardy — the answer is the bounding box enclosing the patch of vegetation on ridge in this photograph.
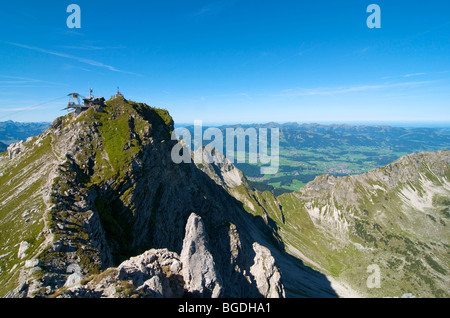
[0,136,54,296]
[70,97,174,187]
[77,97,175,263]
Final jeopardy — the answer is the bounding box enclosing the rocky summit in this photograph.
[0,95,448,298]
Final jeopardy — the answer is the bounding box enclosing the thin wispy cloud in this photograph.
[297,45,318,57]
[218,92,251,99]
[191,7,213,17]
[0,75,66,87]
[0,97,67,119]
[357,47,370,54]
[382,70,448,81]
[61,64,92,72]
[187,0,236,18]
[58,44,126,51]
[277,81,432,97]
[4,42,141,76]
[200,92,251,100]
[0,106,43,112]
[62,30,85,37]
[403,72,425,78]
[409,21,450,40]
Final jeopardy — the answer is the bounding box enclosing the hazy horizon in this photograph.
[3,118,450,130]
[175,120,450,129]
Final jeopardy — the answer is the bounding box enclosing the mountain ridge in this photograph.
[0,96,336,298]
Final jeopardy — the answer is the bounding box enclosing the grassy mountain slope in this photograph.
[0,128,58,294]
[230,150,449,297]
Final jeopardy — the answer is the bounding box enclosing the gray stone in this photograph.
[66,263,81,274]
[7,141,26,160]
[17,241,30,259]
[250,242,285,298]
[24,259,40,268]
[51,241,62,252]
[140,275,164,297]
[64,272,83,287]
[193,146,246,189]
[180,213,222,298]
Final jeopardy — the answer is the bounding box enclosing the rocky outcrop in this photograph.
[180,213,222,298]
[250,242,285,298]
[193,145,247,189]
[48,248,185,298]
[17,241,30,259]
[7,140,26,159]
[42,212,287,298]
[296,150,450,237]
[114,249,184,298]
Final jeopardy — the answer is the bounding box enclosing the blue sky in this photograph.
[0,0,449,125]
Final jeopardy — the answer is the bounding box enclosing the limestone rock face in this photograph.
[180,213,222,298]
[112,249,185,298]
[193,145,247,189]
[250,243,285,298]
[52,248,185,298]
[64,272,83,288]
[54,212,287,298]
[17,241,30,259]
[7,141,26,159]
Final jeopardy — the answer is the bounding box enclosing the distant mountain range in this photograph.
[3,120,450,151]
[210,122,450,151]
[179,122,450,193]
[0,120,50,145]
[0,142,7,153]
